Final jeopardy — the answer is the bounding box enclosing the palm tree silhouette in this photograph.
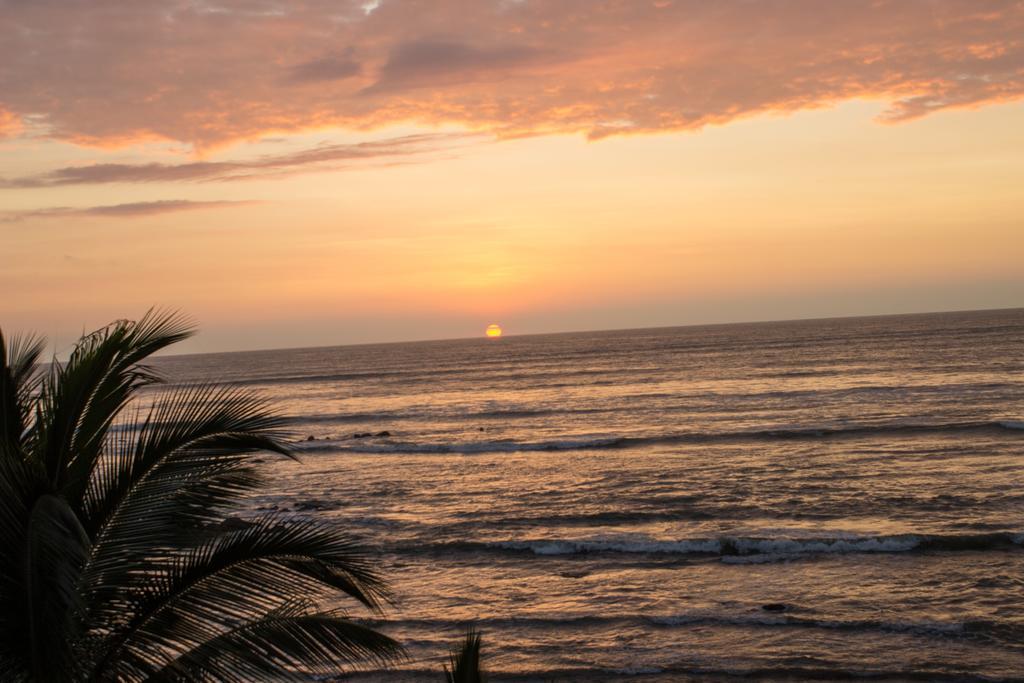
[444,628,486,683]
[0,311,402,681]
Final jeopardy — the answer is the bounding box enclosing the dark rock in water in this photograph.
[217,517,254,531]
[306,435,316,441]
[559,569,591,579]
[761,603,788,613]
[353,432,372,439]
[375,430,391,437]
[293,499,331,511]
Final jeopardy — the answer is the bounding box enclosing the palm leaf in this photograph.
[445,628,486,683]
[148,606,403,682]
[24,494,91,680]
[0,330,45,453]
[87,515,394,678]
[82,383,292,540]
[32,309,194,502]
[0,312,403,681]
[0,444,47,681]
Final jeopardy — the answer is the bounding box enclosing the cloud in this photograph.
[0,1,1021,148]
[287,51,362,83]
[0,133,477,187]
[365,39,551,93]
[0,109,22,138]
[1,200,254,222]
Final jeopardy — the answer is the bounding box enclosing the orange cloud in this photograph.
[0,109,21,138]
[0,1,1021,148]
[0,200,256,223]
[0,132,478,187]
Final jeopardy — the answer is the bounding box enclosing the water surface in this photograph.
[155,309,1024,681]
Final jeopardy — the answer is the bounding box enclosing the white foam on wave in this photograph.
[730,535,922,555]
[492,531,1024,557]
[498,536,919,556]
[720,553,797,565]
[498,538,721,556]
[651,611,787,627]
[295,419,1024,456]
[304,435,627,455]
[649,612,967,635]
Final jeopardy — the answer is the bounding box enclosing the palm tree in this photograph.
[444,628,486,683]
[0,311,403,681]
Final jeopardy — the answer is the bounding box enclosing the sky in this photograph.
[1,0,1023,354]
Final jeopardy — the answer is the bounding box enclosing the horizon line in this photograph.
[156,305,1024,360]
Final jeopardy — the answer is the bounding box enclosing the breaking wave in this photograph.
[415,531,1024,558]
[293,419,1024,454]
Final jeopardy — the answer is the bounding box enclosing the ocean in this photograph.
[152,308,1024,681]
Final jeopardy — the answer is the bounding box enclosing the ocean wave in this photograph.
[287,410,418,425]
[436,531,1024,558]
[369,611,983,639]
[483,508,721,526]
[292,419,1024,454]
[288,405,620,430]
[648,613,971,637]
[696,420,1024,442]
[355,612,1021,682]
[461,406,615,420]
[344,664,1014,683]
[198,363,649,391]
[293,435,629,454]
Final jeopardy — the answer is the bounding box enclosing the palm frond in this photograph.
[24,494,92,680]
[83,383,293,554]
[0,312,402,681]
[86,513,393,674]
[445,628,486,683]
[0,445,48,680]
[0,330,46,453]
[147,606,404,682]
[31,309,194,504]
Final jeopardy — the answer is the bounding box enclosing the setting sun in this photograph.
[485,324,503,338]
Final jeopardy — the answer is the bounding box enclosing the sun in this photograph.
[485,323,503,338]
